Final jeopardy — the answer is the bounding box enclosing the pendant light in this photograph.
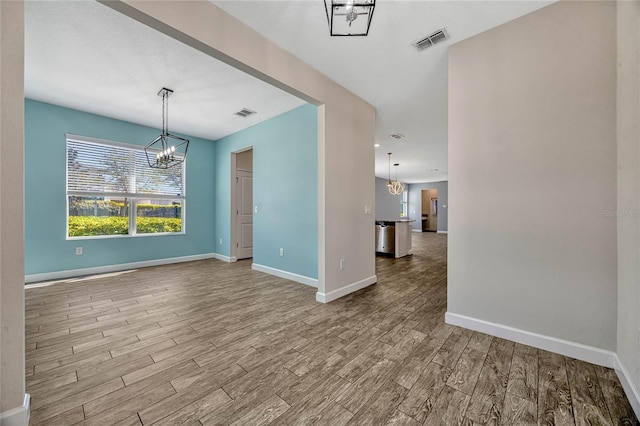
[144,88,189,169]
[324,0,375,36]
[387,153,405,195]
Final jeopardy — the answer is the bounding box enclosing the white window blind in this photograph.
[67,137,184,198]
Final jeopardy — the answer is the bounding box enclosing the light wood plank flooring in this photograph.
[25,233,638,425]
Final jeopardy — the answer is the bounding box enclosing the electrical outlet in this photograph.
[364,205,372,215]
[75,247,83,255]
[219,238,222,245]
[340,259,345,270]
[279,248,284,257]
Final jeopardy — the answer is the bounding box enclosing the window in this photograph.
[66,135,185,238]
[400,190,408,218]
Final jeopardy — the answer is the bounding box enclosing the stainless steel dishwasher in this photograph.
[375,222,395,254]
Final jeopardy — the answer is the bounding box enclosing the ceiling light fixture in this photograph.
[386,153,405,196]
[374,143,380,147]
[324,0,375,36]
[145,88,189,169]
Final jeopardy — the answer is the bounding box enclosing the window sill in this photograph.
[66,232,185,241]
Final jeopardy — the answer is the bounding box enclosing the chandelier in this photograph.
[387,153,405,195]
[144,88,189,169]
[324,0,375,36]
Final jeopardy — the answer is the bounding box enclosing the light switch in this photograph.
[254,206,258,214]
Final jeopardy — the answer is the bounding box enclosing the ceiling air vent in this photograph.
[413,28,449,52]
[390,133,404,140]
[234,108,256,118]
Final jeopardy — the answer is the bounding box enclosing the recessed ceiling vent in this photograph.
[390,133,404,140]
[413,28,449,51]
[234,108,256,118]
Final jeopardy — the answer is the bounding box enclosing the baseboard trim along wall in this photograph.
[614,355,640,419]
[0,394,30,426]
[445,312,616,368]
[25,253,218,284]
[213,253,237,263]
[437,230,448,234]
[316,275,377,303]
[251,263,318,288]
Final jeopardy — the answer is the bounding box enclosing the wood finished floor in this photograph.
[25,233,638,425]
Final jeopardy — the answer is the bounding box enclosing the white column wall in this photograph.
[448,1,617,351]
[0,0,26,418]
[616,0,640,414]
[100,1,377,300]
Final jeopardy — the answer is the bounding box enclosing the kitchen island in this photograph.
[375,219,415,258]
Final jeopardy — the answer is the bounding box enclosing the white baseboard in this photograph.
[251,263,318,288]
[614,354,640,420]
[316,275,377,303]
[213,253,237,263]
[25,253,218,284]
[0,394,30,426]
[437,230,448,234]
[445,312,616,368]
[411,229,422,233]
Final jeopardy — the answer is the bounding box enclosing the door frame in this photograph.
[230,146,253,260]
[421,188,439,232]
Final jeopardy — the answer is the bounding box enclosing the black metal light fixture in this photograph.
[324,0,375,36]
[145,88,189,169]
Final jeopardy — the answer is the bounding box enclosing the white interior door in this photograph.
[236,170,253,259]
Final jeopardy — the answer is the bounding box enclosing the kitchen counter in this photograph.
[375,220,415,258]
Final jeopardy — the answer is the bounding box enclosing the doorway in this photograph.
[232,149,253,260]
[421,189,438,232]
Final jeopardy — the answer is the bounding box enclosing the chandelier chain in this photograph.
[162,91,168,135]
[144,87,189,169]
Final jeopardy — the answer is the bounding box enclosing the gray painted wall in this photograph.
[375,177,404,220]
[448,1,616,350]
[408,181,448,232]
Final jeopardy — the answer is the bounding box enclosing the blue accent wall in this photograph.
[215,104,318,279]
[24,99,216,275]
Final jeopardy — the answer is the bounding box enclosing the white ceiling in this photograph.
[26,0,553,183]
[212,0,554,183]
[25,1,306,141]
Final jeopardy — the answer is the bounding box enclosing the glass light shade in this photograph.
[388,180,405,196]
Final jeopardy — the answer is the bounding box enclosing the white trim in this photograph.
[614,354,640,420]
[66,133,142,150]
[0,394,30,426]
[411,229,422,233]
[437,230,448,234]
[25,253,217,284]
[445,312,616,368]
[213,253,237,263]
[251,263,318,288]
[316,275,377,303]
